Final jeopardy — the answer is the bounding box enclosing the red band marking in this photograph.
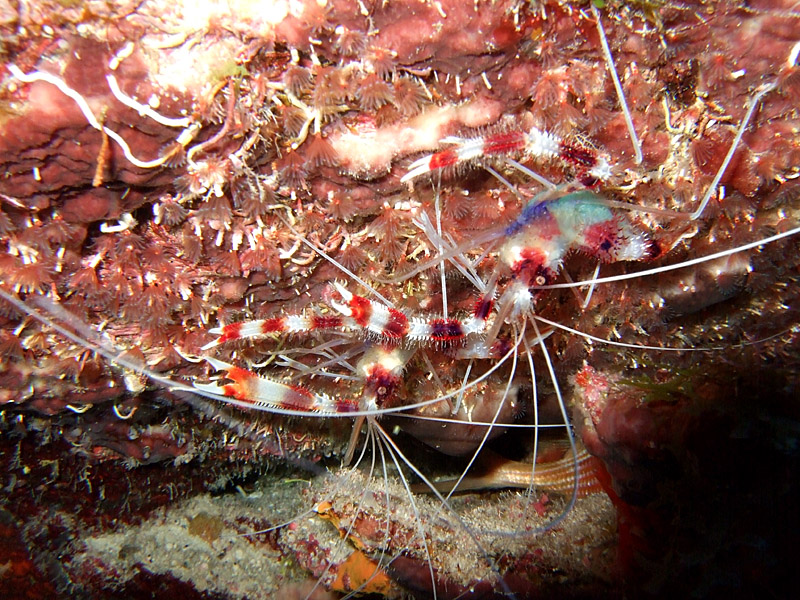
[473,297,494,321]
[512,247,556,285]
[261,317,286,333]
[428,318,466,344]
[428,149,459,170]
[222,384,247,401]
[348,295,372,327]
[227,366,256,383]
[559,139,597,168]
[221,366,256,401]
[483,131,526,156]
[218,322,243,343]
[384,308,410,339]
[312,315,344,330]
[512,247,547,275]
[335,399,359,413]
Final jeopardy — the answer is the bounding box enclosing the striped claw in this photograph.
[194,357,358,414]
[331,282,410,341]
[401,126,613,186]
[201,314,345,351]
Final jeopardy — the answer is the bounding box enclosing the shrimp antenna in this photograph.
[690,81,777,220]
[590,4,643,165]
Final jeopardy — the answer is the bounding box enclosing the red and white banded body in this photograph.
[192,190,655,426]
[401,126,613,187]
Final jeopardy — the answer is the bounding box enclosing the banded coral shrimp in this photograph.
[2,1,800,598]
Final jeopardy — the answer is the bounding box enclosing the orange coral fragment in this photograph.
[330,549,396,596]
